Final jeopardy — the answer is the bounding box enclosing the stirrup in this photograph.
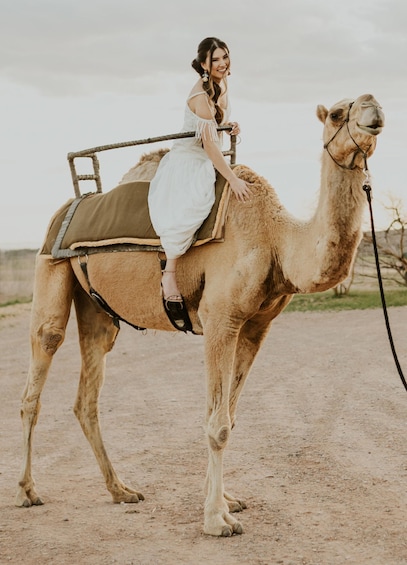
[162,295,193,333]
[159,260,193,333]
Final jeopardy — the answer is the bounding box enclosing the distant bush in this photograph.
[0,249,38,305]
[285,289,407,313]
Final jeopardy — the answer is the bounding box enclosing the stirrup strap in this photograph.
[78,256,146,332]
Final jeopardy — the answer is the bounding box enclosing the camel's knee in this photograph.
[208,424,231,451]
[35,323,66,356]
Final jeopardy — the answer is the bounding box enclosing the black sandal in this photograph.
[162,295,193,333]
[160,265,193,333]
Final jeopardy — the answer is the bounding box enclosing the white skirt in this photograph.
[148,144,216,259]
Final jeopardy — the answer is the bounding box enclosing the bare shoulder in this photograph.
[188,88,214,120]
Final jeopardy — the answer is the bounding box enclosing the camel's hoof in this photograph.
[220,522,243,536]
[127,493,144,503]
[205,515,244,537]
[221,525,233,537]
[233,522,243,535]
[224,492,247,513]
[228,499,247,513]
[113,490,145,504]
[17,495,44,508]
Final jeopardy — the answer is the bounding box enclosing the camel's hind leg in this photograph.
[16,256,74,507]
[72,286,144,503]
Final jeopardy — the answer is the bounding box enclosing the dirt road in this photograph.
[1,304,407,564]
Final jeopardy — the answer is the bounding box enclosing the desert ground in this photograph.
[1,282,407,564]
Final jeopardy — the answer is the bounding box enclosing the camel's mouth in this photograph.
[357,123,384,136]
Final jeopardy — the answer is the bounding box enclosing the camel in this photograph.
[16,94,384,537]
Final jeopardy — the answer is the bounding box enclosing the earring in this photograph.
[202,70,209,83]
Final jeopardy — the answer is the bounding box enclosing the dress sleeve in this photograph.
[195,117,219,142]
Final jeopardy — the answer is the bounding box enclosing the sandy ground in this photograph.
[1,303,407,565]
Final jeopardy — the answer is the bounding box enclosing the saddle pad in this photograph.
[42,176,231,257]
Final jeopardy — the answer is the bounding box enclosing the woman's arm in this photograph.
[202,138,251,202]
[190,94,251,202]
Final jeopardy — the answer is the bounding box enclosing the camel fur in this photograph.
[16,94,384,537]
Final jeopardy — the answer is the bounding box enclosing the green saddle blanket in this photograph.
[42,176,231,258]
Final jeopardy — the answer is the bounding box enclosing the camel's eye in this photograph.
[330,111,342,121]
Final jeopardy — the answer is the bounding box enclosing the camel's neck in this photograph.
[315,151,366,234]
[287,151,367,293]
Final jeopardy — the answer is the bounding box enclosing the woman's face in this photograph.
[203,47,230,83]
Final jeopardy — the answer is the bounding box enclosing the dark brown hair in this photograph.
[191,37,230,124]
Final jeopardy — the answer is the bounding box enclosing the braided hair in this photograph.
[191,37,230,125]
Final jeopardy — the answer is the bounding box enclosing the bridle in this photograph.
[323,101,372,171]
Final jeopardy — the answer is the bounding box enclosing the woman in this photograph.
[148,37,251,330]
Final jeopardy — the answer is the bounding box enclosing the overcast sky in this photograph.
[1,0,406,248]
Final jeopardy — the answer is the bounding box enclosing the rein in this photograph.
[324,109,407,392]
[362,172,407,393]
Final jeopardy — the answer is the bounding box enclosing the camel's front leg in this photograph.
[221,314,275,514]
[16,256,74,507]
[203,328,243,537]
[229,314,276,427]
[73,287,144,503]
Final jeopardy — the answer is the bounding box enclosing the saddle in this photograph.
[41,175,231,259]
[41,175,231,334]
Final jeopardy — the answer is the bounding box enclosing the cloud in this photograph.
[2,0,407,102]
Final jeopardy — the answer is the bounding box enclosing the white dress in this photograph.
[148,92,230,259]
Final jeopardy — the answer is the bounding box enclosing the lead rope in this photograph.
[362,167,407,392]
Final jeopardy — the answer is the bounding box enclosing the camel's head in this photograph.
[316,94,385,169]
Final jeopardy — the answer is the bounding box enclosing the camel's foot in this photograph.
[204,507,243,537]
[110,481,145,504]
[16,483,44,508]
[224,491,247,513]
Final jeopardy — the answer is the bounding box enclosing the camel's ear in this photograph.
[316,105,328,124]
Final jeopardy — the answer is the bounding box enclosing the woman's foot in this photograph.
[160,270,192,332]
[161,270,182,302]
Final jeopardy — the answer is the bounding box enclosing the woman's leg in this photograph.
[161,258,181,300]
[161,256,193,332]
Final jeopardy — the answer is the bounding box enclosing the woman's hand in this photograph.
[201,131,250,201]
[227,121,240,136]
[229,176,252,202]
